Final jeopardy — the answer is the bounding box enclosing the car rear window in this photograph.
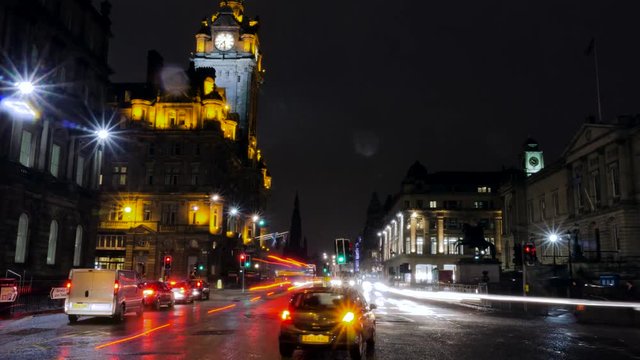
[293,292,346,310]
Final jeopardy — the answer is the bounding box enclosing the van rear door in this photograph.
[91,270,117,303]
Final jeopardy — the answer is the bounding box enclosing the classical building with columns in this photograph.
[377,162,507,285]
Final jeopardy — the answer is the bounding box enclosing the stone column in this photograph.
[495,216,503,254]
[437,215,445,254]
[423,217,430,254]
[410,215,417,253]
[37,119,49,171]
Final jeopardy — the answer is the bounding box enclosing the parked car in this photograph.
[279,287,376,359]
[140,281,175,310]
[65,269,144,323]
[190,279,210,300]
[167,280,194,304]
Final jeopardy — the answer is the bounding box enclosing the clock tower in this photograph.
[192,0,263,151]
[523,138,544,176]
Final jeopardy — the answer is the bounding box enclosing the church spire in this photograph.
[219,1,244,22]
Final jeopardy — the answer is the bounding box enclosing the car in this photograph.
[278,287,376,359]
[167,280,194,304]
[189,279,210,300]
[140,281,175,310]
[65,269,144,323]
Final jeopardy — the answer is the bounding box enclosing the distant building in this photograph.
[503,117,640,281]
[0,0,112,280]
[96,1,270,281]
[376,162,507,285]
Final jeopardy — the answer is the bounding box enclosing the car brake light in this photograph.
[170,281,177,286]
[342,311,355,323]
[66,281,72,289]
[197,282,201,287]
[143,289,154,296]
[114,281,120,294]
[281,309,292,321]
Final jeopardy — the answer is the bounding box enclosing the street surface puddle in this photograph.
[191,329,235,336]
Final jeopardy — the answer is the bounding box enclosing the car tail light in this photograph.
[281,309,292,322]
[114,281,120,295]
[143,289,154,296]
[197,282,201,287]
[170,281,177,286]
[66,281,72,290]
[342,311,355,323]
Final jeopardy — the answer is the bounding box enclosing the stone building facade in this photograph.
[0,0,112,280]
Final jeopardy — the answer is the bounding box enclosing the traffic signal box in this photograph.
[239,254,251,268]
[164,255,172,270]
[335,239,348,264]
[523,242,537,265]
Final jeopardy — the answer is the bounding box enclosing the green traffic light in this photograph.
[337,255,345,264]
[198,265,204,271]
[245,262,250,267]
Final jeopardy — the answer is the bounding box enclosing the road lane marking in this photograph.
[207,304,236,314]
[95,323,171,350]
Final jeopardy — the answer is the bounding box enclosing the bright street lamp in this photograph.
[549,234,558,242]
[230,207,239,216]
[252,214,260,222]
[15,81,34,95]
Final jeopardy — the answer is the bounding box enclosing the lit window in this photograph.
[73,225,83,267]
[47,220,58,265]
[19,130,32,167]
[15,213,29,263]
[76,156,85,186]
[50,144,61,177]
[112,166,127,186]
[429,201,437,209]
[477,186,491,193]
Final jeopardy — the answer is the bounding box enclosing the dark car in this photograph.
[140,281,175,310]
[279,287,376,359]
[189,279,210,300]
[167,280,194,304]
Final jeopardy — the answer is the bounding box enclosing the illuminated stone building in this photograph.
[0,0,112,280]
[377,162,506,285]
[96,1,270,281]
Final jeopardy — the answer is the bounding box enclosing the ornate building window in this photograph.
[19,130,33,167]
[50,144,61,177]
[112,166,127,186]
[73,225,84,267]
[15,213,29,263]
[76,155,85,186]
[47,220,58,265]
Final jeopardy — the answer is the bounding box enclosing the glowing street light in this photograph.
[549,234,558,242]
[15,81,34,95]
[252,214,260,222]
[192,205,199,211]
[95,129,110,141]
[123,206,132,213]
[211,194,220,202]
[230,207,239,216]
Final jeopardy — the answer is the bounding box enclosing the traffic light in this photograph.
[335,238,348,264]
[164,255,172,270]
[244,255,251,268]
[346,240,354,263]
[197,264,205,271]
[523,242,537,265]
[258,219,266,227]
[513,243,523,266]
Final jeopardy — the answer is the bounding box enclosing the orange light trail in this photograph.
[267,255,307,268]
[253,258,293,268]
[284,257,308,267]
[249,281,291,291]
[266,292,275,296]
[207,304,237,314]
[250,296,261,302]
[95,323,171,350]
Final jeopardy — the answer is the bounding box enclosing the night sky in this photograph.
[109,0,640,255]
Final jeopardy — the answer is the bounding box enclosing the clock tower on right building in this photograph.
[523,138,544,176]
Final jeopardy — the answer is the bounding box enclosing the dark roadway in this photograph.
[0,285,638,360]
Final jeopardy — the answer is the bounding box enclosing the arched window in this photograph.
[15,213,29,263]
[47,220,58,265]
[73,225,83,266]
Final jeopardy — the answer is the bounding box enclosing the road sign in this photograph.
[50,287,68,299]
[0,287,17,303]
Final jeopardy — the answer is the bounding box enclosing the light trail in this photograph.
[267,255,307,268]
[253,258,293,268]
[250,296,261,302]
[207,304,237,314]
[266,292,275,296]
[374,283,640,309]
[249,281,291,291]
[95,323,171,350]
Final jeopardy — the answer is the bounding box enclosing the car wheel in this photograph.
[68,315,78,324]
[113,304,125,323]
[155,299,162,311]
[279,342,294,357]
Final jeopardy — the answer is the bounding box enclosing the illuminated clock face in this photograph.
[529,157,539,167]
[214,32,234,51]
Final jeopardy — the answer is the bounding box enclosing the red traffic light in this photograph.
[165,256,171,262]
[240,254,246,260]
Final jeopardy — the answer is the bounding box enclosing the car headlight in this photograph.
[342,311,355,323]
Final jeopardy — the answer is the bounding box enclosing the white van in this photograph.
[64,269,144,323]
